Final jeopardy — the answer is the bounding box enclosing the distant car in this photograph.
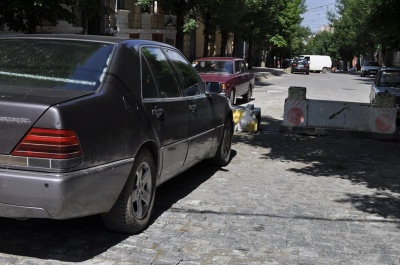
[361,61,380,77]
[0,35,233,234]
[291,58,310,75]
[193,57,255,105]
[369,67,400,119]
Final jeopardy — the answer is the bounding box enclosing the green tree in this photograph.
[0,0,113,34]
[328,0,400,66]
[264,0,306,66]
[0,0,76,33]
[366,0,400,52]
[157,0,201,52]
[304,30,333,55]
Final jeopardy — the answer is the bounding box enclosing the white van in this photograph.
[300,55,332,73]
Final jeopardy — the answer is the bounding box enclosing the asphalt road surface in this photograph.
[0,69,399,265]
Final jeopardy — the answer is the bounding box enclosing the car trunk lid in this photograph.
[0,86,93,154]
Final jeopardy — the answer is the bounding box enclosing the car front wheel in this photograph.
[243,85,252,103]
[102,149,156,234]
[229,89,236,105]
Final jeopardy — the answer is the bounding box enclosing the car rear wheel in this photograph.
[322,67,328,74]
[229,89,236,105]
[102,149,156,234]
[212,117,233,166]
[243,85,252,103]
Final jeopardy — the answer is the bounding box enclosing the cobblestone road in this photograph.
[0,70,399,265]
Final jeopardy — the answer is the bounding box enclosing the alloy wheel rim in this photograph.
[132,161,152,219]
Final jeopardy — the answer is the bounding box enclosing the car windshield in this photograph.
[193,60,233,74]
[0,39,114,91]
[365,61,379,66]
[377,70,400,88]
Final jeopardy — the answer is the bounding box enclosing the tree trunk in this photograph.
[220,30,228,56]
[247,30,254,70]
[203,11,211,57]
[174,0,186,52]
[27,15,37,34]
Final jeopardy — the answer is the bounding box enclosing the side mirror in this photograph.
[205,82,222,94]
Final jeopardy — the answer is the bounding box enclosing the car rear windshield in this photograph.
[0,39,114,91]
[378,70,400,87]
[365,61,379,66]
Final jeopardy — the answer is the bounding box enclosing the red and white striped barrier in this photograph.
[281,86,397,137]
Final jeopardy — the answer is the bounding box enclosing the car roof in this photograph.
[194,57,243,62]
[0,34,176,49]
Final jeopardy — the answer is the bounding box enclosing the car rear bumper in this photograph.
[291,67,309,73]
[362,69,378,75]
[0,158,133,219]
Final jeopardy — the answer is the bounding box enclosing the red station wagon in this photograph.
[193,57,255,105]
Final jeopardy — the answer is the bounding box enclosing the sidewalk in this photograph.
[250,67,286,80]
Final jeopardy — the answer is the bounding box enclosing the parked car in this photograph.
[369,67,400,119]
[0,35,233,234]
[193,57,255,105]
[291,58,310,75]
[361,61,380,77]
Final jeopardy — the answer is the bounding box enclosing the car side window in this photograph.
[235,61,241,74]
[163,48,203,97]
[141,53,159,99]
[240,61,246,73]
[141,46,181,98]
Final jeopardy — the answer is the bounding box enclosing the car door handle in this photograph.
[189,103,197,112]
[152,108,164,119]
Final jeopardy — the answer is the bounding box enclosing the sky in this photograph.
[301,0,336,33]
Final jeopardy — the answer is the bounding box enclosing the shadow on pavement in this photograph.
[0,215,129,262]
[235,115,400,223]
[0,157,236,262]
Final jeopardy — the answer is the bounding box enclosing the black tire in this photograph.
[229,89,236,105]
[322,67,328,74]
[243,85,252,103]
[102,149,156,234]
[306,71,309,75]
[361,72,365,77]
[212,118,233,166]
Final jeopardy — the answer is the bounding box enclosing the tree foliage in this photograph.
[0,0,76,33]
[0,0,113,34]
[329,0,400,65]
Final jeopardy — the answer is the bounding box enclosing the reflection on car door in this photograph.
[140,46,189,179]
[164,48,216,165]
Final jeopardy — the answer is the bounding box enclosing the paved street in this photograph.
[0,70,399,265]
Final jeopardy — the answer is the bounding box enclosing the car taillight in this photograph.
[11,128,82,159]
[292,64,297,67]
[221,83,226,92]
[305,64,309,67]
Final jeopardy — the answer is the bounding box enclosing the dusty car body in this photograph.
[0,35,233,233]
[361,61,380,77]
[193,57,255,105]
[369,67,400,119]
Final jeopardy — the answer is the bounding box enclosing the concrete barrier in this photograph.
[280,86,397,139]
